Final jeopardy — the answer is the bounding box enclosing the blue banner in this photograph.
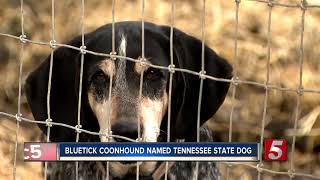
[58,142,259,161]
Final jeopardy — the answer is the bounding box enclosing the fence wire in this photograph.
[0,0,319,179]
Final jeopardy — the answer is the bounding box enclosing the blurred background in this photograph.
[0,0,320,179]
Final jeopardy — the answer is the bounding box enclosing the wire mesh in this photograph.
[164,0,176,179]
[74,0,86,179]
[103,0,117,179]
[0,0,319,179]
[257,1,273,180]
[43,0,56,179]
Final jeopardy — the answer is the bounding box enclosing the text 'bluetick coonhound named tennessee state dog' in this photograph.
[25,21,233,180]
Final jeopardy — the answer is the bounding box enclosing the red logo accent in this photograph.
[24,143,57,161]
[264,139,286,161]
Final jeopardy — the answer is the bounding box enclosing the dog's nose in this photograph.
[111,122,140,141]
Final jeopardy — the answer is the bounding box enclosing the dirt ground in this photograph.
[0,0,320,179]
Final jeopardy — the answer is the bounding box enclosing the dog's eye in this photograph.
[145,69,162,80]
[92,71,106,82]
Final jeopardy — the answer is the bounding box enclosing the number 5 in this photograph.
[30,145,42,159]
[268,140,283,160]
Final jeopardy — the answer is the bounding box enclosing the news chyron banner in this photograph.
[24,142,259,161]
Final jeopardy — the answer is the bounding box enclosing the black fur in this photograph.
[45,127,220,180]
[25,21,232,179]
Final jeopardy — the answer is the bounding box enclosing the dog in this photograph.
[25,21,233,179]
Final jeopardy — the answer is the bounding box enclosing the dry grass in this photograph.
[0,0,320,179]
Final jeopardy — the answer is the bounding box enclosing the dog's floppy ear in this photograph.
[25,38,82,142]
[161,27,233,141]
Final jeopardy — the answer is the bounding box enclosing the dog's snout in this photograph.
[111,122,140,141]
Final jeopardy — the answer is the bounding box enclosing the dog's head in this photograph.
[25,21,232,177]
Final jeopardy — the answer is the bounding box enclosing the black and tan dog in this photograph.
[25,21,232,179]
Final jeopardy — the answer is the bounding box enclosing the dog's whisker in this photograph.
[159,129,168,135]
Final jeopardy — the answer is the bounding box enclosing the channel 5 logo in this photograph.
[264,139,287,161]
